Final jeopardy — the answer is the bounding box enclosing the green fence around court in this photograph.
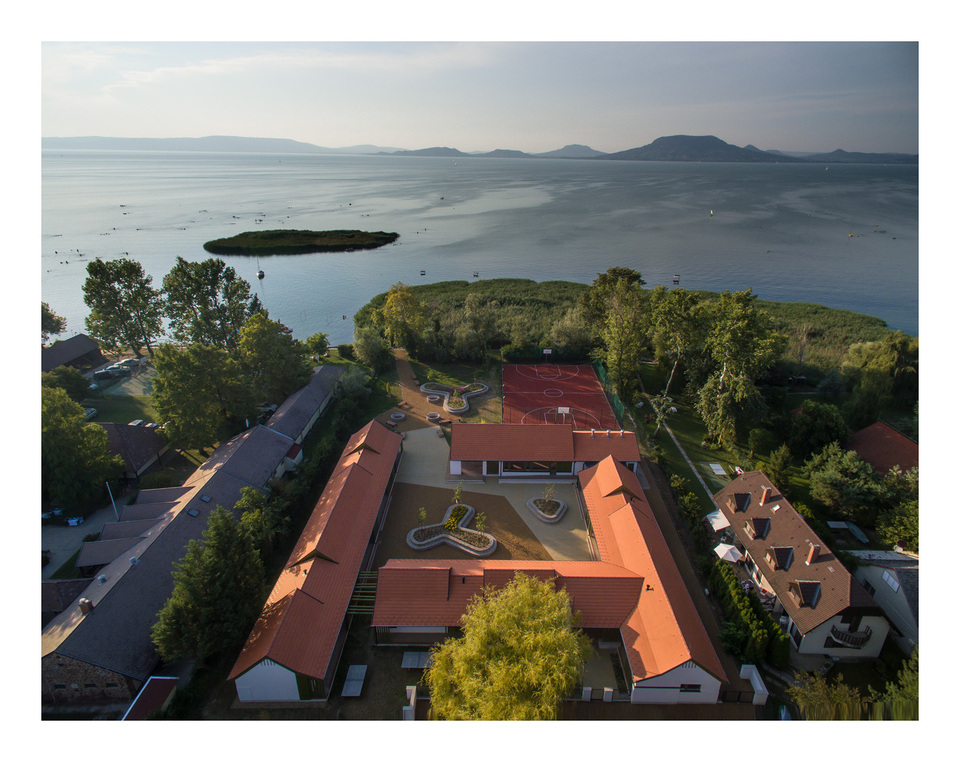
[592,360,634,430]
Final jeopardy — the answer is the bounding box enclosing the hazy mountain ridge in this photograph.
[43,135,917,164]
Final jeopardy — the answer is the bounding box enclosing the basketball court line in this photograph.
[517,406,603,427]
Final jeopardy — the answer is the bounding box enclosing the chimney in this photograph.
[760,486,772,506]
[591,429,595,438]
[606,430,610,438]
[619,429,624,437]
[78,598,94,614]
[806,544,820,565]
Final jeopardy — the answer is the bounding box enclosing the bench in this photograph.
[341,664,367,697]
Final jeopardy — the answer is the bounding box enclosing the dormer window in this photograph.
[744,517,770,540]
[789,580,821,608]
[765,546,794,571]
[729,493,750,512]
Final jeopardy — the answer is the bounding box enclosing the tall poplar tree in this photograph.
[163,256,252,349]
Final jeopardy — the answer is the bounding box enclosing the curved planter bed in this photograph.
[526,497,567,524]
[419,382,488,415]
[407,503,497,557]
[390,411,406,422]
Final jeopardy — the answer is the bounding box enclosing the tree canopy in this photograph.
[41,302,67,343]
[41,387,122,509]
[423,572,593,720]
[238,312,312,404]
[82,257,164,357]
[151,506,265,662]
[152,343,254,451]
[162,256,252,349]
[42,366,91,404]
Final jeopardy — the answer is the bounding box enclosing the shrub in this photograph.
[336,343,355,360]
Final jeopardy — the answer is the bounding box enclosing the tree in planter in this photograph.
[417,506,427,531]
[475,511,487,536]
[452,480,464,507]
[424,572,593,720]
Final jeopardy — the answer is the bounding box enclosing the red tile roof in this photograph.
[372,455,726,686]
[847,421,918,473]
[449,423,640,463]
[229,421,403,683]
[714,471,880,635]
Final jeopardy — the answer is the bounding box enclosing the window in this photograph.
[679,684,701,693]
[106,682,119,689]
[862,579,876,596]
[84,683,97,689]
[882,570,900,593]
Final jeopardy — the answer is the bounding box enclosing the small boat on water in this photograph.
[281,325,292,334]
[257,269,264,279]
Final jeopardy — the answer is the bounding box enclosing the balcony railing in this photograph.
[830,624,872,648]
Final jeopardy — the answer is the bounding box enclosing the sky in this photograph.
[41,39,919,155]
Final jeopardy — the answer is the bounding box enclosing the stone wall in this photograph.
[41,652,140,706]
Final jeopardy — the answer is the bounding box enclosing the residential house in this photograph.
[847,421,918,474]
[715,472,890,662]
[97,422,170,484]
[848,549,918,654]
[41,333,104,373]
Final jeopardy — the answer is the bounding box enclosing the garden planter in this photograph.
[407,503,497,557]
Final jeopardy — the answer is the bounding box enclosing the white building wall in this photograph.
[796,614,890,660]
[450,460,462,476]
[235,659,300,702]
[854,566,918,650]
[630,662,721,704]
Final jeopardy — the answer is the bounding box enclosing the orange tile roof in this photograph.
[449,423,640,463]
[229,421,403,683]
[714,471,880,635]
[372,455,726,686]
[847,421,918,473]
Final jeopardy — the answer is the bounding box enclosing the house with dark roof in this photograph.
[41,333,104,373]
[848,549,918,654]
[41,366,343,709]
[715,472,890,662]
[229,421,404,701]
[97,422,170,482]
[847,421,918,474]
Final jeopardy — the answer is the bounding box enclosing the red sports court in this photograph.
[501,364,620,429]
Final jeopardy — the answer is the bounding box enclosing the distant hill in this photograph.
[534,144,607,158]
[799,149,919,165]
[44,134,918,165]
[41,136,403,154]
[600,135,804,163]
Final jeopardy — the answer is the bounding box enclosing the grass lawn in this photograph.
[81,394,159,425]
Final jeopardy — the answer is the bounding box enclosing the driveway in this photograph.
[41,497,132,579]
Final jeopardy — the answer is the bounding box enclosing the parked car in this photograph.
[118,358,140,368]
[66,516,85,527]
[128,419,144,426]
[83,408,97,421]
[107,365,131,376]
[93,370,114,381]
[144,422,160,429]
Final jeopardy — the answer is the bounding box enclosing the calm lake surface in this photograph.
[41,151,919,345]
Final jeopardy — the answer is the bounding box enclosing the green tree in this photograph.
[41,301,67,343]
[547,305,595,359]
[82,258,164,357]
[235,486,288,558]
[238,313,312,404]
[41,387,122,509]
[382,281,428,349]
[871,648,918,720]
[787,671,865,720]
[876,498,919,552]
[598,277,646,398]
[649,286,704,398]
[163,256,252,349]
[788,399,849,458]
[42,366,91,404]
[580,266,646,327]
[352,324,393,372]
[424,572,594,720]
[305,331,330,360]
[764,443,792,488]
[696,290,785,446]
[152,343,254,451]
[151,506,266,663]
[804,442,886,526]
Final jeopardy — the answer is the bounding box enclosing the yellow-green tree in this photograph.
[424,572,593,720]
[382,281,428,349]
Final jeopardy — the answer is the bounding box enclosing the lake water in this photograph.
[41,151,919,345]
